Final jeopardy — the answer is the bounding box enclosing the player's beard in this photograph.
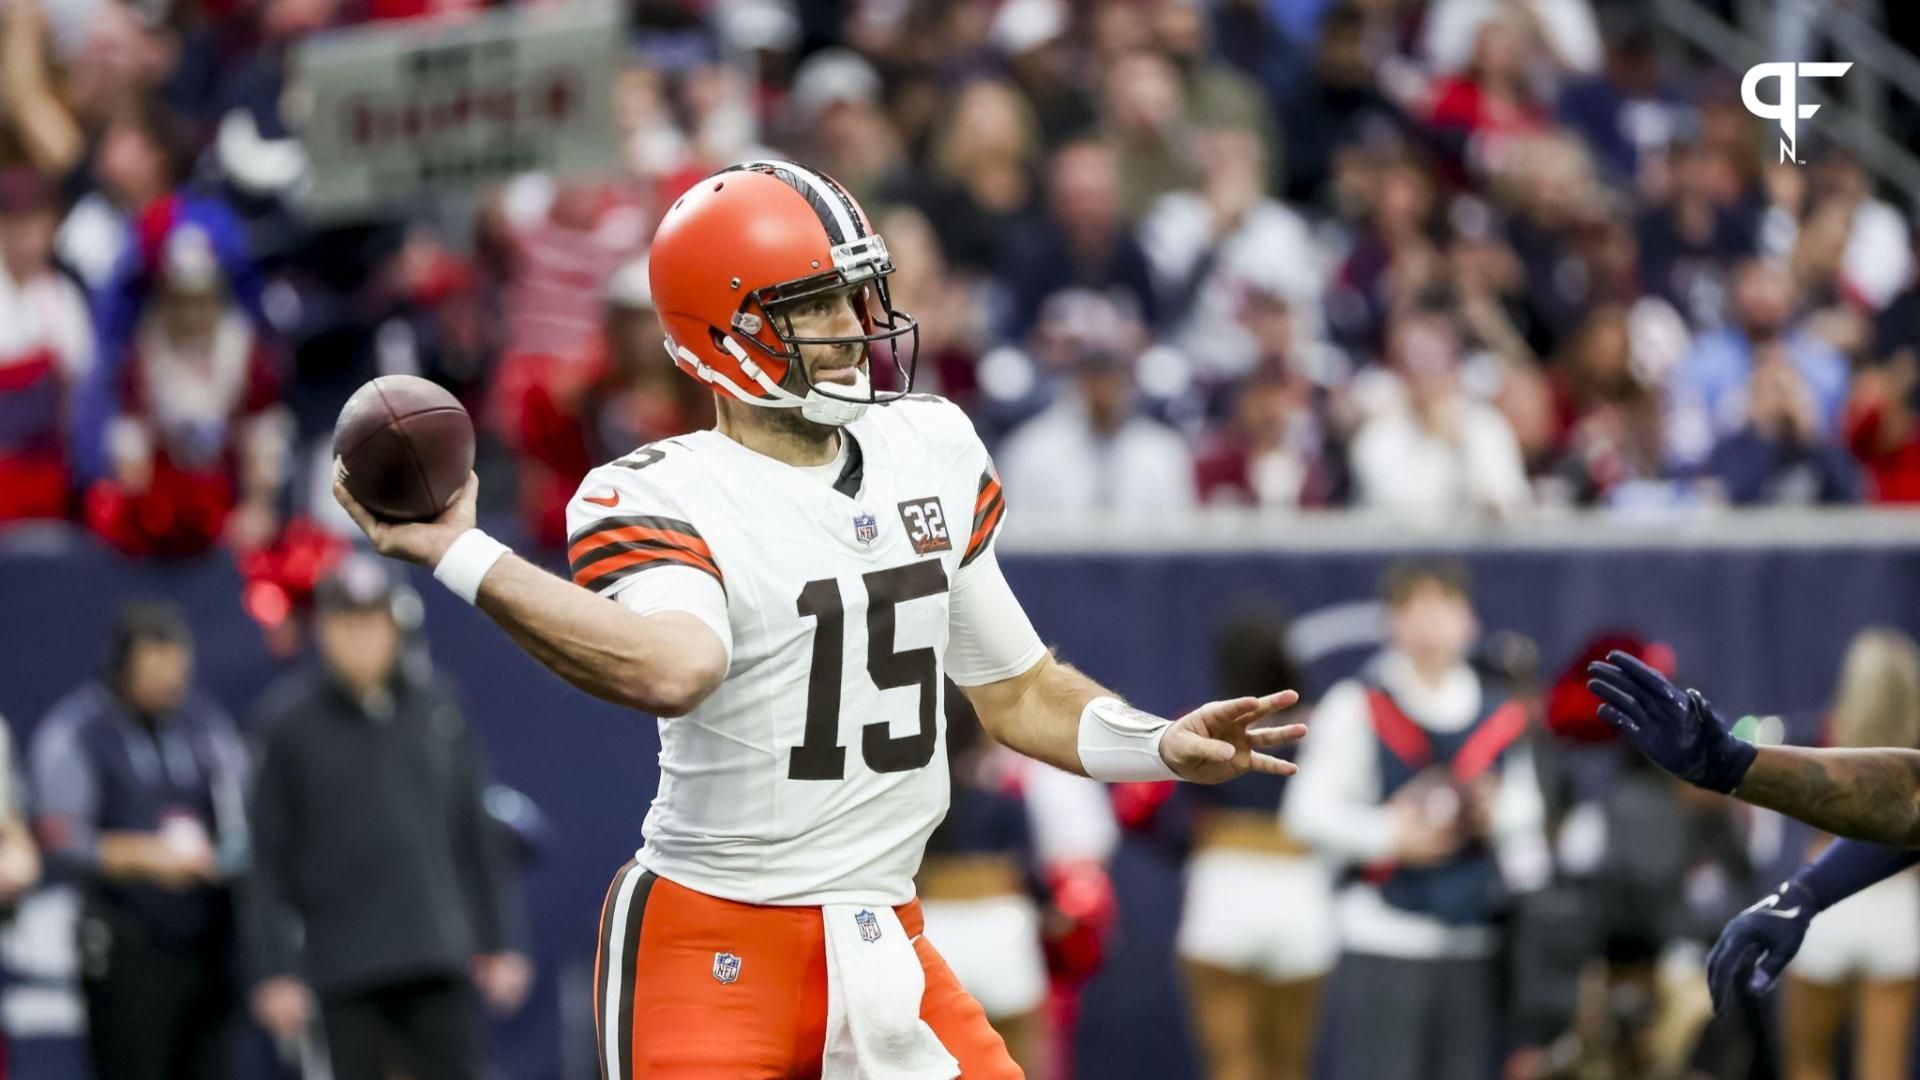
[766,344,868,445]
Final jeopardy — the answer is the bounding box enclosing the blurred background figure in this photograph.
[496,254,710,549]
[999,299,1196,514]
[1777,629,1920,1080]
[83,217,288,558]
[1665,259,1847,473]
[1350,306,1531,520]
[1175,608,1333,1080]
[1285,561,1546,1080]
[0,167,92,524]
[1140,124,1327,389]
[1000,140,1157,340]
[1520,635,1768,1080]
[1704,346,1862,505]
[919,694,1053,1077]
[245,556,528,1080]
[29,600,249,1080]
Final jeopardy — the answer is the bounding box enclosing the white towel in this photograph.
[820,904,960,1080]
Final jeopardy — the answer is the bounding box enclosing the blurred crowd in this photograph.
[1,0,1919,567]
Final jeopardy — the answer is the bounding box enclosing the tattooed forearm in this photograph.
[1735,746,1920,846]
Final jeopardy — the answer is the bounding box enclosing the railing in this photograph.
[1000,506,1920,553]
[1654,0,1920,200]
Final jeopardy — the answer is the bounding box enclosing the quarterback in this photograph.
[335,161,1303,1079]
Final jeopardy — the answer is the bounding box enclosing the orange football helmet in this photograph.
[647,160,919,426]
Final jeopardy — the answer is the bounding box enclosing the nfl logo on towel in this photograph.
[853,513,878,546]
[855,909,882,942]
[712,951,741,984]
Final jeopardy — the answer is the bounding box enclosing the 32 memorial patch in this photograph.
[897,497,952,555]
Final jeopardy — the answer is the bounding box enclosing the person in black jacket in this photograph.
[244,554,528,1080]
[29,600,250,1080]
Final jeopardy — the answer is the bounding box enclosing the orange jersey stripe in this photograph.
[573,545,720,590]
[568,524,713,568]
[964,496,1005,561]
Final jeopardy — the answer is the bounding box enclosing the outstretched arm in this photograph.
[335,471,726,716]
[1590,650,1920,846]
[1735,747,1920,846]
[946,553,1303,783]
[1705,837,1920,1011]
[961,651,1303,783]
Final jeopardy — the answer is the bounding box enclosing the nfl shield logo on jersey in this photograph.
[855,909,882,943]
[712,951,742,984]
[853,513,878,546]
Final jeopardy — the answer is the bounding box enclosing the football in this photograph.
[333,375,475,523]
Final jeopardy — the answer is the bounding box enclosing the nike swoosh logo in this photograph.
[1758,906,1802,919]
[583,490,620,508]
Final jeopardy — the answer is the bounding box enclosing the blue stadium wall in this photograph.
[5,531,1920,1079]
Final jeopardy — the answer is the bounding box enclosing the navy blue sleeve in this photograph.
[1794,838,1920,911]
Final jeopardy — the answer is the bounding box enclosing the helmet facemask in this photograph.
[724,234,921,426]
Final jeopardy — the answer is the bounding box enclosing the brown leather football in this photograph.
[333,375,475,523]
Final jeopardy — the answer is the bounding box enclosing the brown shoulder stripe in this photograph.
[568,516,721,592]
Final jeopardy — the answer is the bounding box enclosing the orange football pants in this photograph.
[594,862,1023,1079]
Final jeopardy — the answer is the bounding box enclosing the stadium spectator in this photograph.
[1350,307,1531,520]
[1324,145,1442,358]
[245,556,528,1080]
[1277,4,1410,207]
[488,175,651,380]
[1194,348,1347,508]
[83,218,289,557]
[1493,135,1611,358]
[876,206,986,407]
[1548,305,1670,505]
[1665,258,1849,472]
[1284,561,1547,1080]
[29,601,250,1080]
[1140,125,1327,384]
[999,315,1197,514]
[1150,0,1277,144]
[0,168,92,523]
[1000,140,1159,339]
[897,78,1042,275]
[990,0,1099,150]
[1849,226,1920,502]
[1635,139,1758,329]
[1844,350,1920,503]
[1554,13,1691,188]
[1423,12,1558,161]
[1421,0,1602,78]
[55,97,200,294]
[1176,609,1333,1080]
[783,48,905,207]
[1808,146,1914,313]
[500,256,710,548]
[1099,49,1202,223]
[1774,629,1920,1080]
[1704,347,1862,505]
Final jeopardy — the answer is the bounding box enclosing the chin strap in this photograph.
[666,335,871,427]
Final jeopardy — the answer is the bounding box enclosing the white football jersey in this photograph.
[564,395,1043,906]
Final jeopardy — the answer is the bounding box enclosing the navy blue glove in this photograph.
[1586,650,1757,794]
[1704,880,1817,1013]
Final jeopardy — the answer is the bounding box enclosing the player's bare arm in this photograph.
[333,470,726,717]
[962,650,1305,784]
[1590,649,1920,846]
[1733,746,1920,846]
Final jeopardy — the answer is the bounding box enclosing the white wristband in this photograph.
[432,529,509,605]
[1077,696,1178,782]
